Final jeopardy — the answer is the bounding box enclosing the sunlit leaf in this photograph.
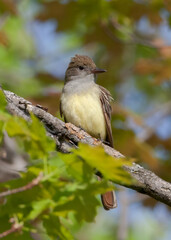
[43,214,74,240]
[0,90,7,111]
[69,144,133,184]
[27,199,55,220]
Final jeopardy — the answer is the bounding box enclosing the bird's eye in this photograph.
[79,66,84,70]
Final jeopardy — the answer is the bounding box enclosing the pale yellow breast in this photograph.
[61,87,106,140]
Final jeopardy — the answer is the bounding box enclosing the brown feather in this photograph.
[101,190,117,210]
[59,100,63,118]
[97,176,117,210]
[60,100,67,122]
[99,85,114,147]
[68,55,96,70]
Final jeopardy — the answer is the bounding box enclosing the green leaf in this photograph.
[61,153,93,182]
[5,116,31,137]
[43,214,74,240]
[0,120,4,143]
[70,144,133,184]
[0,90,7,111]
[5,114,55,159]
[54,180,113,223]
[27,199,55,220]
[29,114,56,157]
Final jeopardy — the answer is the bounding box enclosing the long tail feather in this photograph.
[101,191,117,210]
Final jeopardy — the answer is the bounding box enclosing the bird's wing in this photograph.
[60,100,68,122]
[99,85,114,148]
[59,100,63,118]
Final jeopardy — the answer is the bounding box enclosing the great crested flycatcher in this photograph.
[60,54,117,210]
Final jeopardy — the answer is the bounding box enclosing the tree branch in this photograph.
[0,173,43,239]
[0,222,22,239]
[2,89,171,207]
[0,172,43,198]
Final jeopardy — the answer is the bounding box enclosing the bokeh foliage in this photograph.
[0,90,132,239]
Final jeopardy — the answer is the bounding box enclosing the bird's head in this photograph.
[65,54,106,82]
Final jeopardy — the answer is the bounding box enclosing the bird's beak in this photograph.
[91,68,107,74]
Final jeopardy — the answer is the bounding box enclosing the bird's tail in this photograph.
[101,191,117,210]
[97,176,117,210]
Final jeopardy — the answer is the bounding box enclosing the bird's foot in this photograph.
[78,126,86,131]
[102,139,110,146]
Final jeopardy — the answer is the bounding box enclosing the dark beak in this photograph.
[91,68,107,74]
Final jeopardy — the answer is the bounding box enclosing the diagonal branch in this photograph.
[0,222,22,239]
[0,173,43,239]
[0,172,43,198]
[2,89,171,207]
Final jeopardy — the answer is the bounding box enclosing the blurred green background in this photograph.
[0,0,171,239]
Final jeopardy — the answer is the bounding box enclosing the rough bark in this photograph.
[2,89,171,207]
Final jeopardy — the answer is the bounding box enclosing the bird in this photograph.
[60,54,117,210]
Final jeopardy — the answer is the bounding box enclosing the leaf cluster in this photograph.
[0,91,132,239]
